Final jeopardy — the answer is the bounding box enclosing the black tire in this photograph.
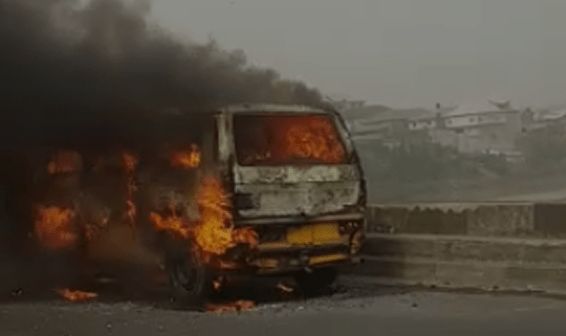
[166,250,212,309]
[294,267,338,297]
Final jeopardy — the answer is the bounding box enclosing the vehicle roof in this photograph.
[218,103,329,115]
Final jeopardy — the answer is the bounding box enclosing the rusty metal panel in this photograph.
[233,165,361,218]
[234,165,359,184]
[235,181,360,218]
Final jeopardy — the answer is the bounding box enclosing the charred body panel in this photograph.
[234,165,361,218]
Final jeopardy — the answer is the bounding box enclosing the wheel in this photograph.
[166,249,212,308]
[294,267,338,296]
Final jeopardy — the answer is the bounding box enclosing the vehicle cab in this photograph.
[215,104,366,289]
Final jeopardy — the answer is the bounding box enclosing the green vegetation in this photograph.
[518,124,566,168]
[358,140,508,183]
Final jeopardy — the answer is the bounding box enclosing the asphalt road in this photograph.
[1,277,566,336]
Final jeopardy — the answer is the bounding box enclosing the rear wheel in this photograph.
[294,267,338,296]
[166,250,212,308]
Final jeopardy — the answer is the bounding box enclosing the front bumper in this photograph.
[248,243,362,275]
[218,215,365,275]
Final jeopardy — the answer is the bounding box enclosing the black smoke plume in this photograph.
[0,0,324,147]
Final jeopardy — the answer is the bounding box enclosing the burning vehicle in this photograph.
[3,104,365,306]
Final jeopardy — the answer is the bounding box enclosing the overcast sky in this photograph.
[151,0,566,108]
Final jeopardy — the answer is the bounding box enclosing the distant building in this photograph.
[408,117,438,131]
[345,100,526,158]
[407,106,454,131]
[348,107,434,147]
[430,102,523,156]
[525,107,566,131]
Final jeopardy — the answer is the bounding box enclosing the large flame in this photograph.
[147,176,258,259]
[281,116,346,163]
[194,176,235,255]
[170,144,201,169]
[194,176,258,256]
[237,115,346,165]
[34,206,78,251]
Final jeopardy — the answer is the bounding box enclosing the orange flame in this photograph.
[149,211,191,240]
[205,300,255,313]
[47,150,82,175]
[282,116,346,163]
[238,115,346,165]
[34,206,78,251]
[232,227,259,249]
[194,176,258,256]
[147,176,257,261]
[170,144,201,169]
[121,152,138,227]
[56,288,98,302]
[194,176,234,255]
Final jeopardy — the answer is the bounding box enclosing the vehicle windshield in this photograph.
[234,114,348,166]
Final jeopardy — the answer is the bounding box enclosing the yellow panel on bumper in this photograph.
[309,253,348,265]
[287,223,341,245]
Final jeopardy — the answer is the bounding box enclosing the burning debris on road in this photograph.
[56,289,99,303]
[205,300,256,314]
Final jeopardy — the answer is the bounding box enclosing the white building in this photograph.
[430,102,523,156]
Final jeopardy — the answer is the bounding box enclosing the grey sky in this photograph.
[151,0,566,108]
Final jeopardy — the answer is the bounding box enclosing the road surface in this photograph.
[1,277,566,336]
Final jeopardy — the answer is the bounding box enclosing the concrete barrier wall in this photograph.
[355,203,566,294]
[367,203,534,237]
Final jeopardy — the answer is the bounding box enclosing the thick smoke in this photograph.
[0,0,324,146]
